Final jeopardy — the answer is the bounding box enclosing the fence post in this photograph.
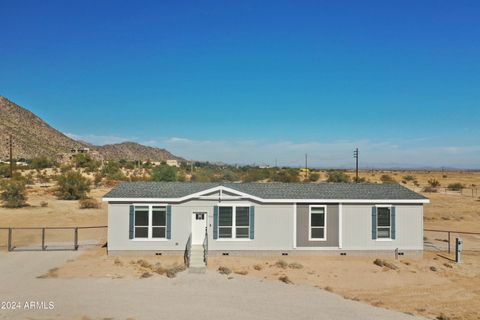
[447,231,451,254]
[74,227,78,250]
[41,228,46,251]
[7,228,12,252]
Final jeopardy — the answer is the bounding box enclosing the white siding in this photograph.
[342,204,423,250]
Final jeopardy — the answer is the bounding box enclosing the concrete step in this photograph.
[189,266,206,274]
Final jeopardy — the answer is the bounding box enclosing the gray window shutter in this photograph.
[213,205,219,239]
[371,206,377,240]
[129,205,134,239]
[249,206,255,240]
[391,206,396,240]
[166,205,172,239]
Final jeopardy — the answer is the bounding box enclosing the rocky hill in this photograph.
[0,96,183,162]
[96,142,183,162]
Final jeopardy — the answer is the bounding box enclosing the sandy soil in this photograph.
[0,251,426,320]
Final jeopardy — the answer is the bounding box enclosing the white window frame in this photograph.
[376,204,392,241]
[132,204,168,241]
[309,205,327,241]
[217,204,251,241]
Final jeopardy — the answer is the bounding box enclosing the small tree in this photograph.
[72,153,100,172]
[403,175,415,182]
[327,171,350,183]
[56,170,91,200]
[1,179,28,208]
[102,161,126,180]
[151,165,177,182]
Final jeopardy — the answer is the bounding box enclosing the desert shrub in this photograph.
[436,313,450,320]
[278,275,292,284]
[352,176,366,183]
[272,169,299,183]
[275,260,288,269]
[288,262,303,269]
[380,175,396,184]
[0,179,28,208]
[102,161,126,181]
[72,153,100,172]
[373,258,384,267]
[140,272,153,278]
[428,178,441,188]
[24,172,35,185]
[166,265,186,278]
[0,164,10,177]
[56,170,91,200]
[309,172,320,182]
[40,201,48,207]
[222,169,239,182]
[234,270,248,275]
[217,266,232,275]
[413,180,420,187]
[430,266,438,272]
[79,198,100,209]
[324,286,333,292]
[29,157,54,169]
[447,183,464,191]
[422,186,438,193]
[326,171,350,183]
[403,175,415,181]
[177,172,187,182]
[151,165,177,182]
[253,264,263,271]
[93,172,104,186]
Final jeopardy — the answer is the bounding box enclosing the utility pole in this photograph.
[7,134,14,179]
[305,153,308,180]
[353,148,359,182]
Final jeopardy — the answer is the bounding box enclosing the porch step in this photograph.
[189,244,206,273]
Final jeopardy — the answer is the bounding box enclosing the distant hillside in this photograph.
[97,142,183,162]
[0,96,184,162]
[0,96,86,159]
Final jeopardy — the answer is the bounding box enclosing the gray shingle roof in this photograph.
[103,182,427,201]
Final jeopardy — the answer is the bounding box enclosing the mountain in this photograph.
[0,96,184,162]
[96,142,183,162]
[0,96,86,159]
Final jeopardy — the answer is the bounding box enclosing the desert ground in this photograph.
[0,170,479,320]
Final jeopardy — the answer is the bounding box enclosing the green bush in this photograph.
[380,175,396,184]
[151,165,177,182]
[56,170,91,200]
[403,175,415,181]
[447,183,464,191]
[0,164,10,177]
[79,198,101,209]
[29,157,55,170]
[308,172,320,182]
[1,179,28,208]
[102,161,125,180]
[353,176,366,183]
[272,169,299,183]
[327,171,350,183]
[72,154,100,172]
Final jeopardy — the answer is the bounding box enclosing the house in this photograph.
[103,182,428,268]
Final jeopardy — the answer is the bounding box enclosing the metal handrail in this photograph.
[203,227,208,265]
[184,233,192,267]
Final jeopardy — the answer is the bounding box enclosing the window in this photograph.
[134,206,149,238]
[218,205,250,239]
[309,206,326,240]
[134,205,167,239]
[377,207,391,239]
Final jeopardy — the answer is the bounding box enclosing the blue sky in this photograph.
[1,1,479,168]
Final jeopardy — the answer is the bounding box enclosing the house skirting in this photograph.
[108,249,423,258]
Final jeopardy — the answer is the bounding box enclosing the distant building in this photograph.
[57,147,103,164]
[166,159,180,167]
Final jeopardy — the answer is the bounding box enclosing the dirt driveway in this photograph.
[0,251,426,320]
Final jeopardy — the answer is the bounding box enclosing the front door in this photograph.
[192,212,207,245]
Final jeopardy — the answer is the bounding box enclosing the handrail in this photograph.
[203,226,208,266]
[184,233,192,267]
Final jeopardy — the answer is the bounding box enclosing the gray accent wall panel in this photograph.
[296,204,339,247]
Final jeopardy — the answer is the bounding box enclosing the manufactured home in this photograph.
[103,182,428,267]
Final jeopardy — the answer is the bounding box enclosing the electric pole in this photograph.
[7,134,14,179]
[353,148,359,182]
[305,153,308,180]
